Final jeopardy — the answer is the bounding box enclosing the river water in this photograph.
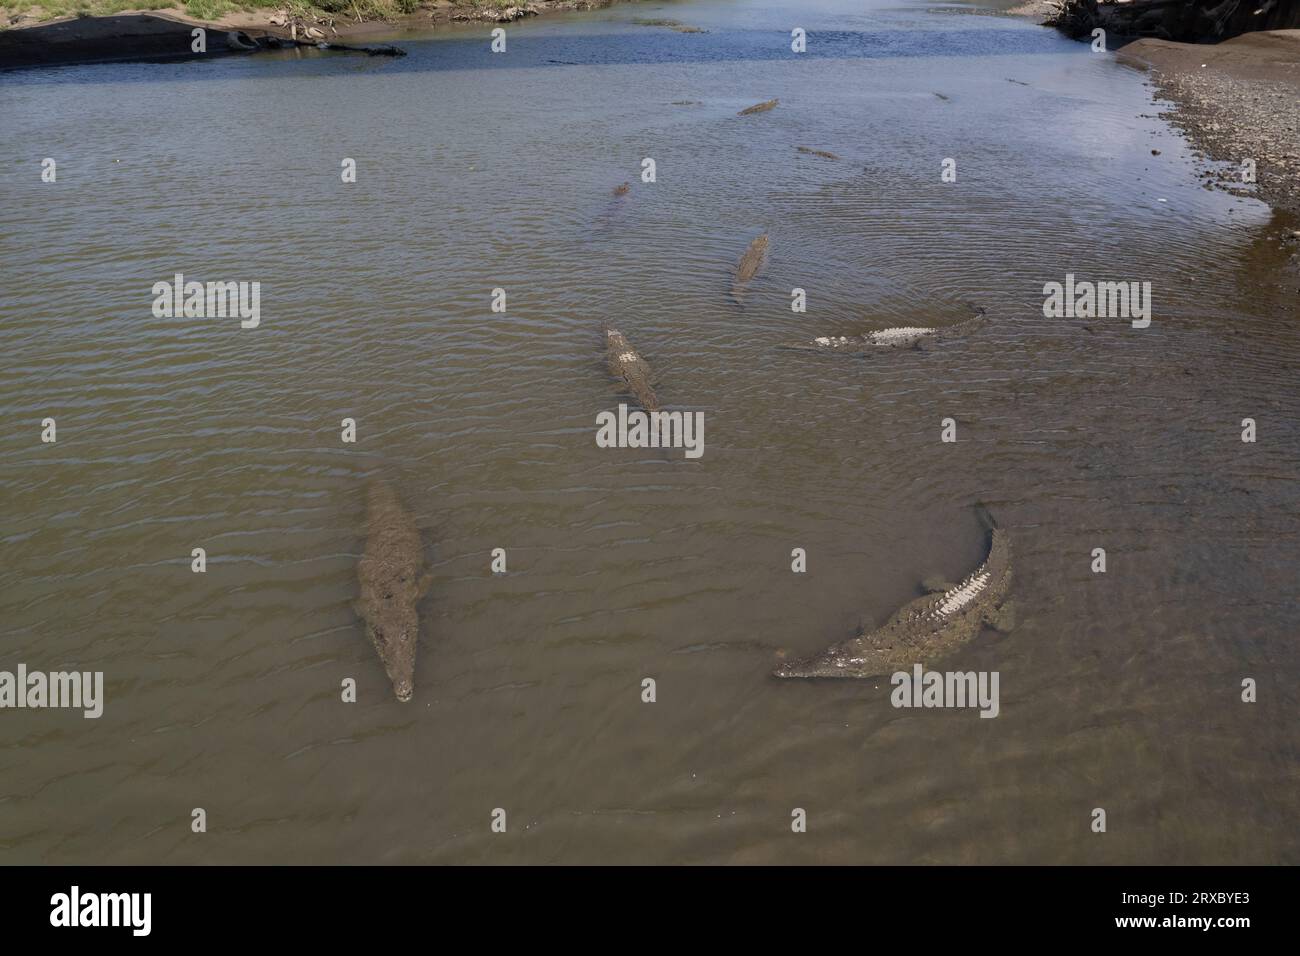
[1,0,1297,864]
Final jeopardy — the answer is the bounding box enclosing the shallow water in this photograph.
[1,0,1297,864]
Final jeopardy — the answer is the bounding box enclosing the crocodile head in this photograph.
[391,669,414,704]
[366,613,417,703]
[773,643,879,679]
[773,658,846,679]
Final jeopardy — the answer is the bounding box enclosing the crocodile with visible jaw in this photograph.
[603,325,661,412]
[354,481,431,702]
[773,508,1013,679]
[779,307,987,354]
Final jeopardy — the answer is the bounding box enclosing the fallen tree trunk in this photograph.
[1046,0,1300,43]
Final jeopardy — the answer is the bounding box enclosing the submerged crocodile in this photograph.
[739,98,779,115]
[731,232,769,304]
[773,507,1013,679]
[354,481,431,702]
[795,146,840,160]
[603,325,661,412]
[779,307,988,354]
[259,35,406,56]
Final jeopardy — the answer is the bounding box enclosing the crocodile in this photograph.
[354,481,431,702]
[778,307,988,354]
[773,507,1013,679]
[739,98,779,115]
[795,146,840,160]
[731,232,769,304]
[603,325,661,412]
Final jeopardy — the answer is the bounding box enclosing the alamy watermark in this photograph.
[1043,273,1151,328]
[891,664,999,718]
[151,273,260,328]
[50,886,150,936]
[595,403,705,459]
[0,665,103,718]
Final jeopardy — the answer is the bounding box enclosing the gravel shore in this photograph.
[1118,30,1300,217]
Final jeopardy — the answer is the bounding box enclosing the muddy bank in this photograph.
[0,14,406,68]
[0,13,250,68]
[1119,30,1300,216]
[0,1,618,70]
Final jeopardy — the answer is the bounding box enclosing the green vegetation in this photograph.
[183,0,243,20]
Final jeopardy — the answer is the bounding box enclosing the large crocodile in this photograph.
[603,325,661,412]
[779,307,988,354]
[731,232,769,304]
[773,507,1013,679]
[354,481,431,702]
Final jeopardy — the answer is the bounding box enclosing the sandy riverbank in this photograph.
[1119,30,1300,217]
[1002,1,1300,221]
[1004,1,1055,19]
[0,1,617,69]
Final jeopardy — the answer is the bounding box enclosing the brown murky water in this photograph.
[1,0,1297,864]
